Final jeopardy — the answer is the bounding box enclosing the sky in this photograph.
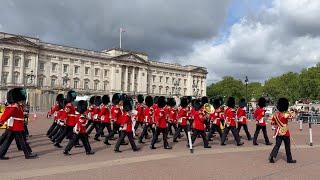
[0,0,319,84]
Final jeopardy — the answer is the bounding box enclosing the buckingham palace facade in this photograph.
[0,32,207,110]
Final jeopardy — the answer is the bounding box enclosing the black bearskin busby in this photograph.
[193,99,202,111]
[258,97,267,108]
[94,96,102,106]
[187,96,192,104]
[145,96,153,107]
[77,100,88,114]
[66,90,77,103]
[154,96,159,104]
[112,93,121,105]
[123,97,133,112]
[213,98,221,109]
[157,96,166,108]
[7,88,27,104]
[201,96,209,105]
[89,96,95,105]
[102,95,110,105]
[56,94,64,102]
[180,97,188,108]
[167,98,176,107]
[137,94,144,104]
[58,98,66,110]
[226,97,236,108]
[277,98,289,112]
[239,98,246,108]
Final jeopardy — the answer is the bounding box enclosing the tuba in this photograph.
[204,103,214,114]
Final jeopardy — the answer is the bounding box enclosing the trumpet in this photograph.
[204,103,215,114]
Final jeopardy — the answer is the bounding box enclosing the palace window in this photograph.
[166,77,169,83]
[3,57,9,66]
[39,62,45,71]
[159,86,162,94]
[159,76,163,83]
[52,63,58,72]
[104,69,109,77]
[14,57,20,67]
[85,67,90,75]
[51,78,56,87]
[103,81,108,91]
[13,72,19,84]
[95,68,100,76]
[84,80,89,90]
[172,78,175,84]
[74,80,79,89]
[152,75,156,82]
[2,73,8,84]
[94,81,99,90]
[184,79,187,86]
[38,77,44,87]
[25,59,31,68]
[63,64,68,73]
[74,66,79,74]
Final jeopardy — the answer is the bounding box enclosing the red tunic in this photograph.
[209,107,224,126]
[177,107,188,126]
[192,109,206,131]
[224,107,237,127]
[65,103,77,127]
[121,112,133,133]
[271,112,290,137]
[48,104,60,121]
[154,108,167,128]
[236,107,247,125]
[168,107,177,124]
[87,105,94,120]
[144,107,154,124]
[254,107,266,126]
[111,105,122,124]
[74,113,88,134]
[0,104,25,132]
[91,105,100,122]
[136,103,145,123]
[99,105,111,123]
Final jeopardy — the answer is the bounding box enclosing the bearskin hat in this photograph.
[145,96,154,107]
[213,98,221,109]
[89,96,95,105]
[180,97,188,108]
[112,93,121,105]
[66,90,77,103]
[102,95,110,105]
[186,96,192,104]
[56,94,64,102]
[226,97,236,108]
[154,96,159,104]
[239,98,246,108]
[77,100,88,114]
[277,98,289,112]
[191,99,196,108]
[58,98,66,110]
[7,88,27,104]
[157,96,167,108]
[121,93,128,102]
[258,97,267,108]
[201,96,209,105]
[167,98,176,107]
[193,99,202,111]
[137,94,144,103]
[123,97,133,112]
[94,96,102,106]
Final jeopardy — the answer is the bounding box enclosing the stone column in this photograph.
[131,67,135,92]
[0,48,3,84]
[124,66,128,92]
[19,52,25,85]
[136,68,141,93]
[110,64,115,91]
[34,53,39,87]
[8,50,14,84]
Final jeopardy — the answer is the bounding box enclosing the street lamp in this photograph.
[26,70,35,86]
[173,79,180,97]
[192,83,198,97]
[62,73,70,89]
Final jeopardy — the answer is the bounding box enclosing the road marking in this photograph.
[2,144,320,179]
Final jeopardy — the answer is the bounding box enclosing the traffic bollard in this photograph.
[309,122,313,146]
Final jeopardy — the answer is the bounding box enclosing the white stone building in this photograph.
[0,32,207,110]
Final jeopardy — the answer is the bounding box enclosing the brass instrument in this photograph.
[204,103,215,114]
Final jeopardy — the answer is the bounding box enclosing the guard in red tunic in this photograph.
[0,88,37,160]
[134,94,145,131]
[54,90,77,148]
[167,98,178,136]
[97,95,111,144]
[221,97,243,146]
[190,99,211,148]
[114,97,139,152]
[138,96,155,144]
[173,97,189,142]
[207,98,224,141]
[269,98,296,163]
[63,100,94,155]
[49,98,67,141]
[150,96,172,149]
[85,96,95,128]
[87,96,102,141]
[237,98,252,140]
[46,94,64,136]
[253,97,272,146]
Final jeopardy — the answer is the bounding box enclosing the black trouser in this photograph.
[48,124,62,139]
[24,123,29,137]
[114,131,137,151]
[0,130,32,158]
[0,129,9,146]
[173,125,188,141]
[86,119,93,129]
[104,123,125,143]
[98,122,112,137]
[237,123,252,140]
[47,121,57,135]
[221,126,241,144]
[191,129,209,147]
[168,123,177,135]
[253,125,270,144]
[65,133,92,153]
[55,126,74,144]
[134,121,144,131]
[87,121,100,136]
[51,125,65,141]
[151,127,169,148]
[270,136,293,161]
[207,124,223,140]
[139,124,155,141]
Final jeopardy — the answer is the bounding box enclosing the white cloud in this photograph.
[175,0,320,83]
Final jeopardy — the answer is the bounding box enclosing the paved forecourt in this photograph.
[0,113,320,180]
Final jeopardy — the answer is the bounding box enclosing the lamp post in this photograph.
[26,70,35,86]
[173,79,180,97]
[62,73,70,90]
[245,76,249,103]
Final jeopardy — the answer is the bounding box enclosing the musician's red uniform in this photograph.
[192,109,206,131]
[65,103,77,127]
[144,107,154,124]
[154,108,167,128]
[99,104,111,123]
[177,107,188,126]
[209,108,224,126]
[271,112,290,137]
[168,107,177,124]
[48,104,60,121]
[91,105,100,122]
[75,113,87,134]
[254,107,266,126]
[111,105,122,124]
[236,107,247,124]
[224,107,236,127]
[120,112,133,133]
[136,103,145,123]
[0,104,25,132]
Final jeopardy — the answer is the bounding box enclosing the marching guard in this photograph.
[173,97,189,142]
[87,96,102,141]
[139,96,155,144]
[269,98,296,163]
[253,97,272,146]
[237,98,252,140]
[134,95,145,131]
[207,98,224,141]
[97,95,112,143]
[46,94,64,136]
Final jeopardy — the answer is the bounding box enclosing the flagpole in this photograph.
[119,28,122,49]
